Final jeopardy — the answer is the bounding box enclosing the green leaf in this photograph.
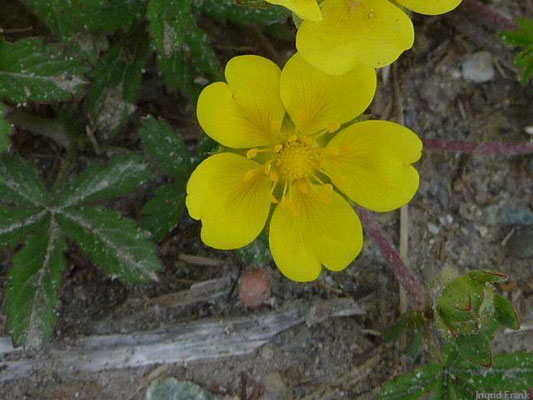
[501,18,533,84]
[88,33,150,133]
[195,0,290,25]
[378,364,444,399]
[237,231,273,266]
[148,0,222,98]
[454,334,492,367]
[467,270,508,284]
[0,153,50,207]
[450,352,533,393]
[0,103,11,152]
[20,0,145,38]
[139,116,191,179]
[58,154,150,208]
[57,206,161,283]
[141,182,186,243]
[0,207,47,247]
[493,294,520,330]
[0,38,88,103]
[6,215,66,349]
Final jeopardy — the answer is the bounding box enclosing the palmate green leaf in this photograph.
[380,352,533,399]
[20,0,145,38]
[141,182,186,242]
[57,206,160,283]
[449,352,533,395]
[0,207,47,247]
[378,364,444,399]
[6,215,66,350]
[88,33,150,133]
[58,154,150,208]
[139,116,191,180]
[0,103,11,152]
[501,18,533,84]
[148,0,222,98]
[0,153,50,207]
[195,0,290,25]
[0,38,88,103]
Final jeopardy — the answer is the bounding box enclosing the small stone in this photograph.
[428,223,440,235]
[462,51,495,83]
[239,269,271,309]
[146,379,219,400]
[262,372,287,396]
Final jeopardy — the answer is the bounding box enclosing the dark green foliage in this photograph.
[1,154,160,349]
[20,0,145,38]
[139,116,191,180]
[380,352,533,399]
[140,182,186,243]
[57,154,150,207]
[0,153,50,206]
[501,18,533,84]
[0,38,88,103]
[195,0,289,25]
[6,217,66,350]
[87,31,150,133]
[139,116,191,242]
[57,207,160,283]
[0,103,10,152]
[148,0,222,100]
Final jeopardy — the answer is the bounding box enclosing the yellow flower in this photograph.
[265,0,462,75]
[186,54,422,282]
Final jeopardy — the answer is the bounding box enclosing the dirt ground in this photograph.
[0,1,532,399]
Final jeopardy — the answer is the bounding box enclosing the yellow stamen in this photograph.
[246,148,259,159]
[274,144,283,153]
[288,134,298,143]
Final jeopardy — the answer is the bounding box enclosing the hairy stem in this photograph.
[462,0,517,31]
[423,139,533,155]
[357,207,425,309]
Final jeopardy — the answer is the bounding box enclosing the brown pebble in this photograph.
[239,269,271,309]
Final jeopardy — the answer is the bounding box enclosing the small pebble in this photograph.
[462,51,495,83]
[262,372,287,396]
[239,269,271,309]
[428,223,440,235]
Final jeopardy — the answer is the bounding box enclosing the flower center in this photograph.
[275,141,317,182]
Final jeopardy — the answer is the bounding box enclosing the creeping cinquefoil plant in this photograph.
[266,0,463,74]
[186,53,422,282]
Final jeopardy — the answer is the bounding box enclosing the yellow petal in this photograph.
[321,120,422,212]
[197,55,285,148]
[280,53,376,135]
[266,0,322,21]
[269,184,363,282]
[395,0,462,15]
[186,153,272,249]
[296,0,414,74]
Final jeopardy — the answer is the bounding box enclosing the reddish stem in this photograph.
[462,0,517,31]
[423,139,533,155]
[357,207,425,309]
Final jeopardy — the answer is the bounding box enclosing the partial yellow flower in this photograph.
[187,54,422,282]
[275,0,463,75]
